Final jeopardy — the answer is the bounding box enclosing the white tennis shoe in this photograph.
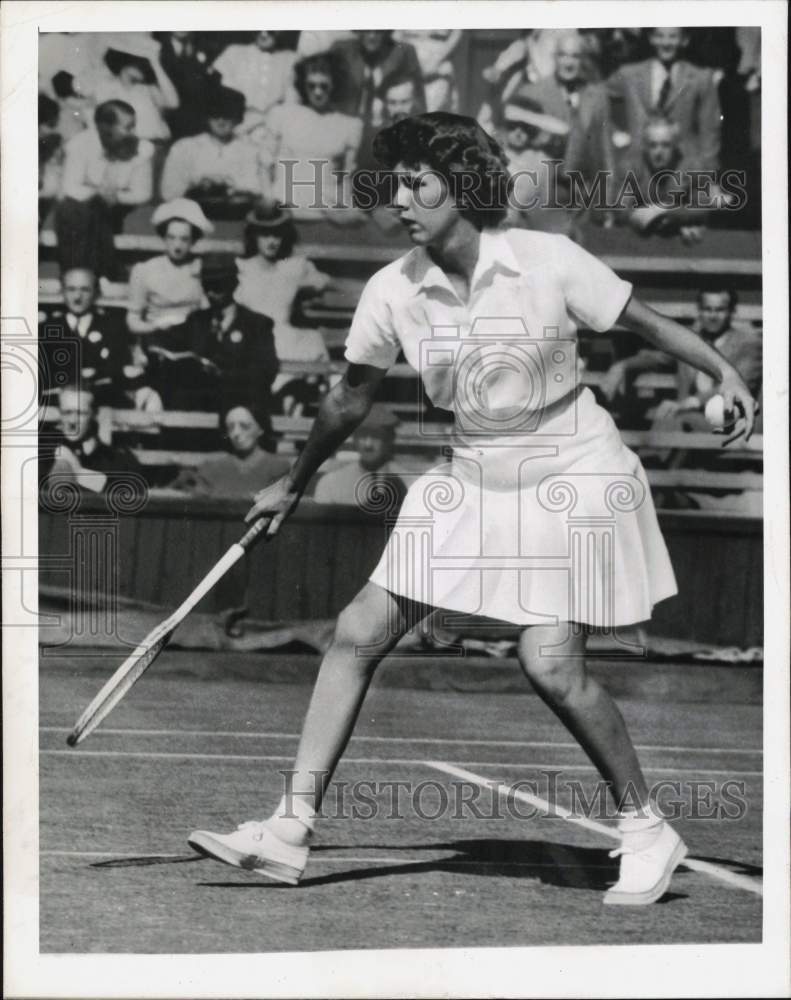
[604,819,687,905]
[188,820,309,885]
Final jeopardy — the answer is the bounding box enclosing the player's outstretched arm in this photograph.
[618,295,757,440]
[245,362,389,535]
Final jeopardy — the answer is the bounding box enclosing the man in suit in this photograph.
[39,266,130,407]
[159,256,280,412]
[331,31,425,129]
[607,27,721,170]
[518,32,615,192]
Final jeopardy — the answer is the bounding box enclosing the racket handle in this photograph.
[239,516,272,551]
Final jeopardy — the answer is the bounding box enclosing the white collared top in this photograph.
[344,228,632,418]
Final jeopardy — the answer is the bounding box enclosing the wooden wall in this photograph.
[39,495,763,648]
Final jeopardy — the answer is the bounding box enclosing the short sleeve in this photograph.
[553,236,632,332]
[344,272,400,370]
[298,257,330,291]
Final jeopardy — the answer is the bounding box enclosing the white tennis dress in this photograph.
[344,229,678,627]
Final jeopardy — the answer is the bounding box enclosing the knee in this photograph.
[332,601,390,667]
[518,636,586,704]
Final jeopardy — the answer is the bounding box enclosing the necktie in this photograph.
[657,67,672,109]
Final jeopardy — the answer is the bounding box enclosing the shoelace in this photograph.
[237,820,267,841]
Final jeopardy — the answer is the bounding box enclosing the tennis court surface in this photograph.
[40,650,762,953]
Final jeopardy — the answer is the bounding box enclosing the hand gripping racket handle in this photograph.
[239,514,273,551]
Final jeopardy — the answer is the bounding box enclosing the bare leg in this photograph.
[285,581,431,814]
[517,623,649,806]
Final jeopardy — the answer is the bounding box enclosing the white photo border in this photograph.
[2,1,788,997]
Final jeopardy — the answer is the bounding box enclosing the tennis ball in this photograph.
[704,394,729,430]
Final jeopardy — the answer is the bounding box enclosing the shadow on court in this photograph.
[91,855,205,868]
[192,837,679,897]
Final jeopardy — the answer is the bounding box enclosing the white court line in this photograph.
[39,726,763,756]
[426,761,763,898]
[40,748,763,777]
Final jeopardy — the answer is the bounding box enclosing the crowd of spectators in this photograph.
[38,28,763,509]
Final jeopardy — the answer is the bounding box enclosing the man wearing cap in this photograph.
[126,198,213,340]
[160,85,270,204]
[313,404,409,508]
[164,255,280,412]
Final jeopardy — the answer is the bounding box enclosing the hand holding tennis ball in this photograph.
[704,393,731,430]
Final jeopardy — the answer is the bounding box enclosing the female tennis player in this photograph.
[188,113,756,905]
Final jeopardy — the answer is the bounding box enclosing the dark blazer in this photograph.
[159,38,219,138]
[519,77,615,179]
[162,304,280,411]
[331,37,425,119]
[39,307,130,405]
[607,59,721,169]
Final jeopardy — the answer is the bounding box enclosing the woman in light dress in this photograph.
[188,113,756,908]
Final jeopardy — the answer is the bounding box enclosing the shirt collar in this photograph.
[406,229,522,298]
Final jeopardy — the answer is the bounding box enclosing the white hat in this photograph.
[151,198,214,236]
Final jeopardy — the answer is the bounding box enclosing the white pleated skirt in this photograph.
[369,388,678,627]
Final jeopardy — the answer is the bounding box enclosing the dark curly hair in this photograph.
[293,52,347,107]
[372,112,510,229]
[155,219,203,243]
[243,207,297,259]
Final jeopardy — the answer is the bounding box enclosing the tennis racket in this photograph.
[66,516,272,746]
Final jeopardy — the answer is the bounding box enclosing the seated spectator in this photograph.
[211,31,297,138]
[607,27,721,170]
[168,401,289,499]
[126,198,213,341]
[155,31,219,138]
[601,288,762,426]
[40,266,130,407]
[234,203,331,366]
[43,382,145,495]
[332,31,424,131]
[92,41,180,142]
[39,94,64,223]
[55,100,154,280]
[393,29,460,112]
[265,52,363,217]
[497,95,578,238]
[160,85,269,212]
[614,117,730,243]
[478,29,596,129]
[380,73,424,124]
[156,255,279,412]
[518,33,615,196]
[314,405,409,507]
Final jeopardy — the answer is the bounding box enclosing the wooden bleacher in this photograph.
[39,405,763,515]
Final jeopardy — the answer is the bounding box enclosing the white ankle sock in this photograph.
[269,794,316,846]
